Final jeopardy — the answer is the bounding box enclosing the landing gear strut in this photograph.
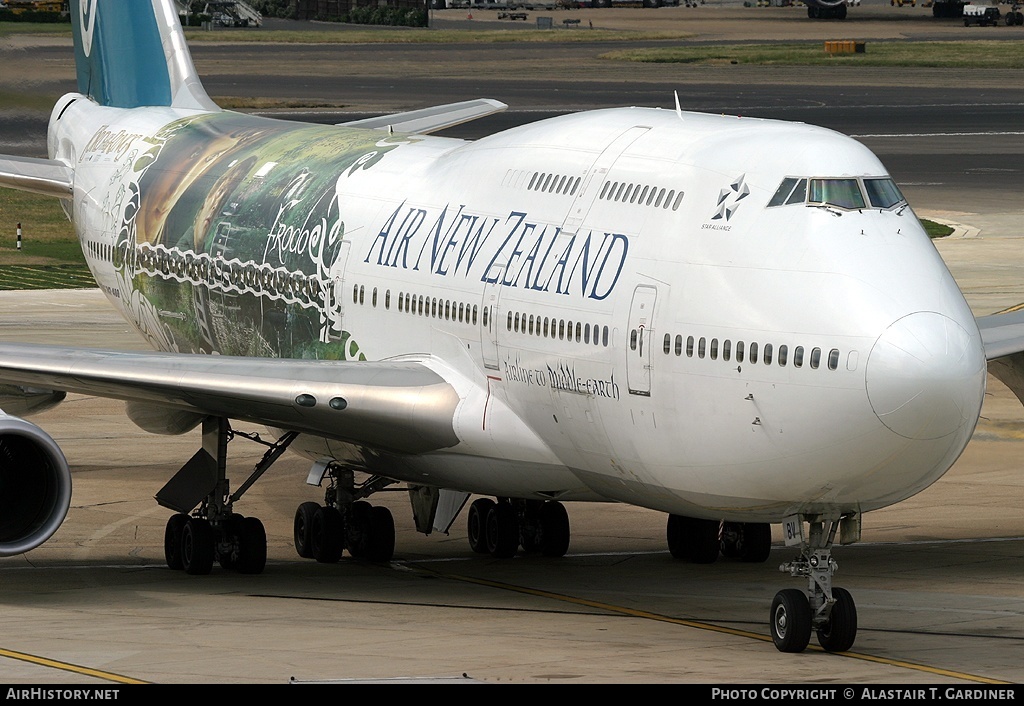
[771,514,859,653]
[291,462,397,564]
[158,417,297,575]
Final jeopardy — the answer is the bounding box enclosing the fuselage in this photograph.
[48,93,988,522]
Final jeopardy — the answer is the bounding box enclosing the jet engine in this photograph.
[0,414,72,557]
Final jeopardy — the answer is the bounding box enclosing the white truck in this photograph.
[962,3,1001,24]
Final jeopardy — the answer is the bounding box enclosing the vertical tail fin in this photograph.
[70,0,218,111]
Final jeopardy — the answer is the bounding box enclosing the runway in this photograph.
[0,6,1023,685]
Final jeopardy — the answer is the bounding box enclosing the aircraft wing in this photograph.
[337,98,507,135]
[977,309,1024,360]
[0,343,460,455]
[0,155,73,198]
[977,309,1024,406]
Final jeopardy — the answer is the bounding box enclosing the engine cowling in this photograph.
[0,414,72,557]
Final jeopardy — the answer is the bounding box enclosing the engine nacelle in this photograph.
[0,414,72,557]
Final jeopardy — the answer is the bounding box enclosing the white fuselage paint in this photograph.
[48,94,988,523]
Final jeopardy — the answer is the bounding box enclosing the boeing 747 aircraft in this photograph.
[1,0,1022,654]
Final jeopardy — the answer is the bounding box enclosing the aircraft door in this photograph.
[325,240,351,342]
[626,285,657,396]
[561,126,650,235]
[481,262,505,370]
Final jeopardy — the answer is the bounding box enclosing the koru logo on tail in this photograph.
[80,0,98,57]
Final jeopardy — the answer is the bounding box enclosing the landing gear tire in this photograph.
[666,514,719,563]
[486,502,518,559]
[366,505,395,562]
[540,501,570,557]
[311,505,344,563]
[816,586,857,652]
[293,501,320,559]
[467,498,495,554]
[770,588,812,653]
[164,513,189,570]
[346,501,373,559]
[236,516,267,574]
[181,517,215,575]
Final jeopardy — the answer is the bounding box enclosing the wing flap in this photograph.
[338,98,507,135]
[0,155,73,198]
[0,344,460,454]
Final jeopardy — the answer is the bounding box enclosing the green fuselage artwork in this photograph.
[113,111,405,361]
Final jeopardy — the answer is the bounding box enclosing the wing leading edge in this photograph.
[0,343,460,455]
[0,155,73,198]
[978,309,1024,407]
[337,98,507,135]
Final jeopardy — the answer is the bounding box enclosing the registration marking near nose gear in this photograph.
[409,565,1012,685]
[0,647,148,684]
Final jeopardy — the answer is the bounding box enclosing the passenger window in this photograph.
[686,335,694,357]
[763,343,773,365]
[778,345,788,367]
[723,339,731,362]
[698,337,706,359]
[602,326,609,347]
[675,334,683,356]
[736,341,744,363]
[794,346,803,368]
[672,191,684,210]
[749,342,758,364]
[810,347,820,369]
[630,329,638,351]
[828,349,840,370]
[710,338,719,360]
[664,334,671,355]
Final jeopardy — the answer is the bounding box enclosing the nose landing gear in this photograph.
[771,514,859,653]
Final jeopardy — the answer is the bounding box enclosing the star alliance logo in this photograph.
[712,174,749,221]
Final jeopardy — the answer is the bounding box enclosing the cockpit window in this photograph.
[809,178,866,210]
[768,177,809,207]
[768,178,799,207]
[768,176,906,211]
[864,178,905,209]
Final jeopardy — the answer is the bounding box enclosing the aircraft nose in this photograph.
[866,312,986,440]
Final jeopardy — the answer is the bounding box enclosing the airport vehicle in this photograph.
[1,0,1023,655]
[962,3,1000,23]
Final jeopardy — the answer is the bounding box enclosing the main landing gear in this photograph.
[158,417,298,575]
[665,515,773,564]
[466,497,571,558]
[770,514,859,653]
[292,463,397,564]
